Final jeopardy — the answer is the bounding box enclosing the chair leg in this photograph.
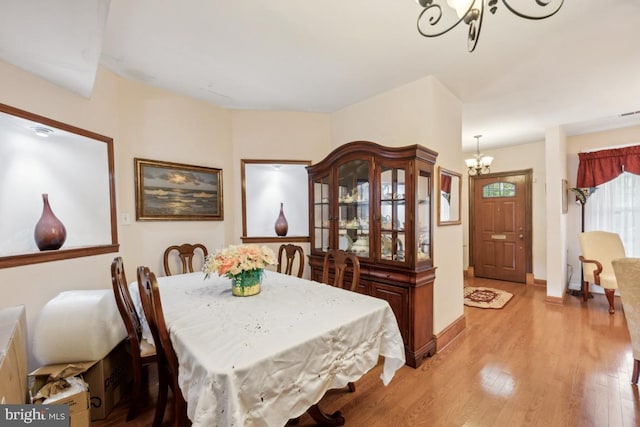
[172,382,189,427]
[126,364,143,421]
[582,280,590,302]
[153,366,169,427]
[604,288,615,314]
[632,359,639,385]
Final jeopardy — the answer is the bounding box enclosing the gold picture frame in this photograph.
[135,158,223,221]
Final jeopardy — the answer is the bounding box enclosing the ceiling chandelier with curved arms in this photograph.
[466,135,493,175]
[416,0,564,52]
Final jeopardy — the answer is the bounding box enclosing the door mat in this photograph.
[464,287,513,309]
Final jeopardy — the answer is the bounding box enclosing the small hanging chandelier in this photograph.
[466,135,493,175]
[415,0,564,52]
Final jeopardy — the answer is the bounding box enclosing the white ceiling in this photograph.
[2,0,640,150]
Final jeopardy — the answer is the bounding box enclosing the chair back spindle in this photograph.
[277,244,305,278]
[163,243,208,276]
[322,249,360,292]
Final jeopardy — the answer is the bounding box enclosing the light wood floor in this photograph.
[94,277,640,426]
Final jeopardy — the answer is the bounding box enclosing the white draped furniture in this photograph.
[132,270,405,427]
[578,230,626,314]
[612,258,640,384]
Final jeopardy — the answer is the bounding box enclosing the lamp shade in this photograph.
[446,0,475,19]
[481,156,493,167]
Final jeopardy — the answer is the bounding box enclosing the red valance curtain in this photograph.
[576,144,640,188]
[440,174,452,194]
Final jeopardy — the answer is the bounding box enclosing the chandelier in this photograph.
[465,135,493,175]
[415,0,564,52]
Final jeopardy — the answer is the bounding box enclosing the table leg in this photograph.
[307,404,345,426]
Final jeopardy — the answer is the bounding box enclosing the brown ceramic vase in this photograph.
[34,193,67,251]
[274,202,288,237]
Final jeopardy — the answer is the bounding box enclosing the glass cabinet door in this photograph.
[313,176,330,252]
[380,165,406,263]
[337,159,370,258]
[417,170,432,263]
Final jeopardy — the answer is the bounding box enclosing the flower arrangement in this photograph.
[203,245,276,292]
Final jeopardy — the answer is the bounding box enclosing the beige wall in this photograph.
[111,72,234,275]
[230,110,332,274]
[0,61,335,369]
[331,76,465,336]
[545,126,569,298]
[0,61,233,368]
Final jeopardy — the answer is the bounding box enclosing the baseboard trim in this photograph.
[544,293,567,305]
[435,314,466,353]
[533,278,547,287]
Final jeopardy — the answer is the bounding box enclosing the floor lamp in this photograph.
[570,187,598,298]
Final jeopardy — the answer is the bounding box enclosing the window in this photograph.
[482,182,515,198]
[585,172,640,257]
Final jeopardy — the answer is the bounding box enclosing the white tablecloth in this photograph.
[133,270,405,427]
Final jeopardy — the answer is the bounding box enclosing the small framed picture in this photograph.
[135,158,223,221]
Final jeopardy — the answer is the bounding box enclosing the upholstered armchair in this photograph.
[578,231,626,314]
[612,258,640,384]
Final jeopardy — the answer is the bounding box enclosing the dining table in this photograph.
[131,269,405,427]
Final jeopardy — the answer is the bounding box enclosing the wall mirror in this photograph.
[0,103,118,268]
[241,159,310,243]
[437,166,462,226]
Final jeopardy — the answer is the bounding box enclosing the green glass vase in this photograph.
[231,269,263,297]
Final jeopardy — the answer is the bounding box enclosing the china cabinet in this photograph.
[307,141,437,367]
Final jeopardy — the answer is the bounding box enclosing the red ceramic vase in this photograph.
[34,193,67,251]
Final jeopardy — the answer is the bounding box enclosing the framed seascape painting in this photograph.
[135,158,223,221]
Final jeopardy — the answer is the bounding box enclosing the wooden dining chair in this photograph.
[137,266,189,427]
[321,249,360,392]
[322,249,360,292]
[110,257,157,421]
[163,243,208,276]
[277,244,305,278]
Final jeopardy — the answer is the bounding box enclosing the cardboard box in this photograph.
[29,340,131,421]
[85,340,131,420]
[0,305,28,404]
[29,367,91,427]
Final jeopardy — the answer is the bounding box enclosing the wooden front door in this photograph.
[469,170,532,283]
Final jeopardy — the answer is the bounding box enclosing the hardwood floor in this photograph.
[94,277,640,426]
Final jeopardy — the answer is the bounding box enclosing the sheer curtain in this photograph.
[584,171,640,257]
